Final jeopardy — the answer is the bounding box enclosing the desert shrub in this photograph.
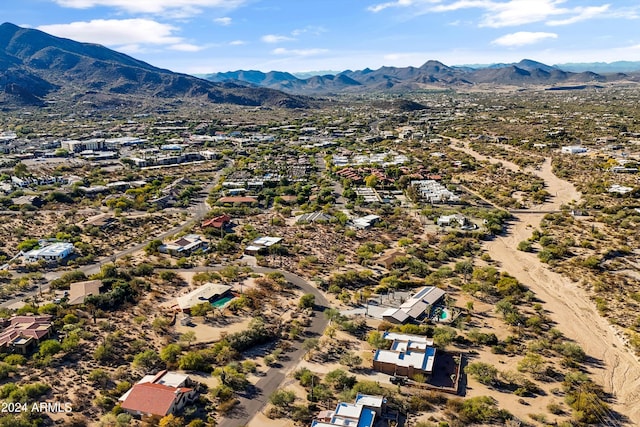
[465,362,499,386]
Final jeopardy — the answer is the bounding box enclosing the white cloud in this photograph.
[492,31,558,47]
[291,25,327,37]
[368,0,431,13]
[272,47,328,56]
[37,19,183,46]
[169,43,205,52]
[430,0,568,28]
[261,34,295,43]
[53,0,246,16]
[370,0,613,28]
[229,40,246,45]
[547,4,610,26]
[214,17,232,26]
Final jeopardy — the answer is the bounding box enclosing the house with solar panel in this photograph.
[381,286,446,324]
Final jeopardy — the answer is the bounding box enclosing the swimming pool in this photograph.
[437,308,452,322]
[211,294,235,308]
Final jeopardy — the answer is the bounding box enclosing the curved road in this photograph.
[153,265,329,427]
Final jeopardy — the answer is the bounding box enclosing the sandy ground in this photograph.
[175,316,252,343]
[450,139,640,424]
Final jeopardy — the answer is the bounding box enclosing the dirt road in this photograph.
[449,138,640,424]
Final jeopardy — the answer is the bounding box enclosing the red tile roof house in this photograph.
[201,214,232,229]
[119,370,197,418]
[0,315,53,354]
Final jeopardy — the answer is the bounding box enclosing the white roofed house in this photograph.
[244,236,283,255]
[311,394,386,427]
[349,214,381,230]
[437,214,467,227]
[24,242,74,264]
[176,283,233,313]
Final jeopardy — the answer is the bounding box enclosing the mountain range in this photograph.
[1,21,639,110]
[205,59,640,95]
[0,22,307,109]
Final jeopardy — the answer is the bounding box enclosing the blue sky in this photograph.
[3,0,640,74]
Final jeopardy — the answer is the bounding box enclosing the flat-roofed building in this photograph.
[373,332,437,378]
[245,236,283,254]
[24,242,74,263]
[176,283,232,313]
[311,394,385,427]
[160,234,207,257]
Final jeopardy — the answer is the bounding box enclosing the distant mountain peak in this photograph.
[202,57,637,94]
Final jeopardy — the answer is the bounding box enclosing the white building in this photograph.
[411,180,460,203]
[60,139,106,153]
[312,394,385,427]
[561,146,587,154]
[350,215,381,230]
[24,242,74,263]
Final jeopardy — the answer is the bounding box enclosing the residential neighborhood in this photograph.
[0,58,639,427]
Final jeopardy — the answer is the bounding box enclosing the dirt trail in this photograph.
[448,138,640,424]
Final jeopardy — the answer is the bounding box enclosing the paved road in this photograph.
[166,266,329,427]
[217,267,329,427]
[3,165,331,426]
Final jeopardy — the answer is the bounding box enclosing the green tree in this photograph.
[325,369,356,391]
[433,326,457,348]
[14,162,28,178]
[160,344,182,364]
[269,389,296,409]
[159,414,184,427]
[298,293,315,309]
[366,331,389,349]
[38,339,61,357]
[465,362,499,385]
[364,174,378,188]
[144,239,163,255]
[517,352,546,378]
[179,331,197,348]
[87,369,111,388]
[178,351,207,371]
[133,350,161,371]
